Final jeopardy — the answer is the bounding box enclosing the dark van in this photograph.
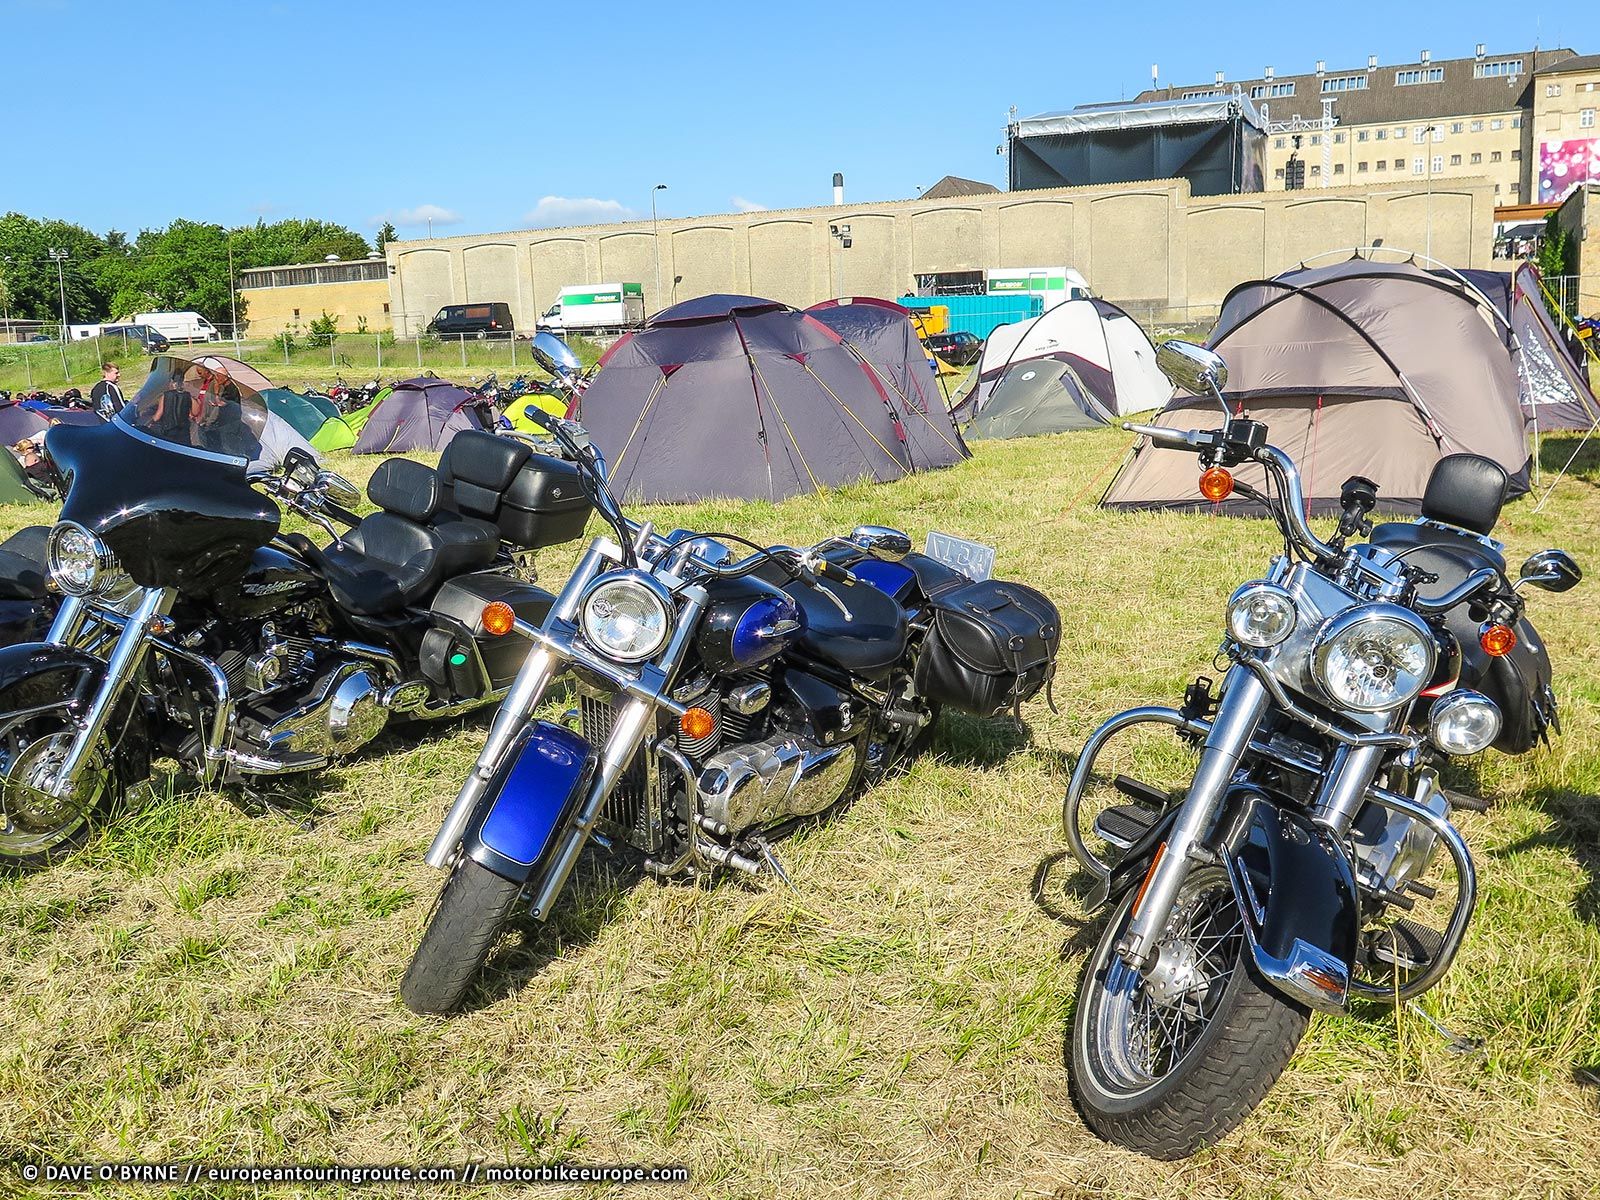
[426,302,516,339]
[101,324,171,353]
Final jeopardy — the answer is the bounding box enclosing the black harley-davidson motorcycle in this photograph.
[401,407,1061,1014]
[0,356,594,870]
[1061,341,1581,1158]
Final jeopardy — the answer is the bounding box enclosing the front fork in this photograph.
[1115,665,1270,969]
[43,587,176,800]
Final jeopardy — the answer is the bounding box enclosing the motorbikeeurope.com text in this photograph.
[16,1161,691,1186]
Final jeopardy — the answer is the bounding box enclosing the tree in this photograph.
[375,221,397,254]
[0,212,109,322]
[108,220,234,324]
[230,218,370,269]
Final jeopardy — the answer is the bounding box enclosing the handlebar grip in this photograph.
[813,557,858,586]
[1122,422,1202,450]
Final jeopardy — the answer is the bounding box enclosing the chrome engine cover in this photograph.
[253,664,388,762]
[697,736,858,834]
[1350,773,1450,891]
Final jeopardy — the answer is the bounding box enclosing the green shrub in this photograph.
[306,311,340,349]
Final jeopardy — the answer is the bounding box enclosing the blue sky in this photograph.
[4,0,1589,239]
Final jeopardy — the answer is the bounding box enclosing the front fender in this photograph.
[0,641,108,710]
[462,720,596,888]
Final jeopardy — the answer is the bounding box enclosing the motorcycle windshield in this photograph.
[115,355,270,467]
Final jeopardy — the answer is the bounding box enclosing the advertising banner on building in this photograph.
[1538,137,1600,202]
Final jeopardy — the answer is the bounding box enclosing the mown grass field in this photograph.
[0,427,1596,1199]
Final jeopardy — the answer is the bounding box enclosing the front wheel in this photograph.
[0,706,122,873]
[1070,865,1309,1159]
[400,858,523,1015]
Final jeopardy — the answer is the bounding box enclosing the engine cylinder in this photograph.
[697,735,857,833]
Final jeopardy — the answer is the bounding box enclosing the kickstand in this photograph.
[1406,999,1483,1055]
[753,837,795,890]
[237,785,316,833]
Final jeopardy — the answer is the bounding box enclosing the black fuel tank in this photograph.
[214,544,327,618]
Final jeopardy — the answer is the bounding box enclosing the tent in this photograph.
[804,296,965,425]
[1450,263,1600,433]
[190,354,275,393]
[574,294,969,503]
[350,377,493,454]
[250,411,320,474]
[958,299,1171,437]
[0,450,47,504]
[259,388,356,453]
[1102,259,1532,516]
[0,403,52,445]
[343,386,388,437]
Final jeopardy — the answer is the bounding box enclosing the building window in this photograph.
[1512,116,1522,128]
[1274,167,1286,179]
[1375,129,1387,141]
[1414,127,1427,143]
[1395,67,1444,85]
[1311,165,1321,176]
[1547,83,1562,97]
[1334,162,1345,174]
[1490,118,1505,130]
[292,308,300,318]
[1490,150,1502,162]
[1470,119,1484,132]
[382,303,390,313]
[1395,158,1405,169]
[1358,161,1369,172]
[1450,122,1464,134]
[1471,152,1482,164]
[1251,82,1296,98]
[1511,148,1521,160]
[1413,157,1425,175]
[1310,134,1321,146]
[1274,137,1287,149]
[1432,155,1444,172]
[1450,154,1462,166]
[1474,59,1523,79]
[1584,109,1596,128]
[1433,126,1445,142]
[1376,160,1387,171]
[1358,129,1369,142]
[1334,132,1345,144]
[1394,126,1407,138]
[1322,74,1367,92]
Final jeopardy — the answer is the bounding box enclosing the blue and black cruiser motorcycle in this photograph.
[1062,341,1581,1158]
[402,409,1060,1014]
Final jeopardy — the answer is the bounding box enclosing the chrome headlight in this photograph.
[1428,690,1501,755]
[46,521,119,597]
[1226,581,1297,648]
[1311,604,1436,713]
[580,570,673,662]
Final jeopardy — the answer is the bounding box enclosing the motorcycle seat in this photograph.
[783,575,909,680]
[1369,454,1510,607]
[315,459,498,616]
[0,525,49,601]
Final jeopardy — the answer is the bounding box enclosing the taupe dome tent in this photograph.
[1102,259,1532,515]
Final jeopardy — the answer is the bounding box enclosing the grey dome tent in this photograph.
[1102,259,1532,515]
[575,294,968,503]
[804,297,963,431]
[351,377,493,455]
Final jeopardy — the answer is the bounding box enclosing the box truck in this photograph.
[983,268,1091,310]
[536,283,645,334]
[132,311,221,343]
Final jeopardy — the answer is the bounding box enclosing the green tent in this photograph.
[261,388,356,453]
[342,386,389,437]
[0,451,47,505]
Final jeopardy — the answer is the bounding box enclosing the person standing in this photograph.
[89,362,124,419]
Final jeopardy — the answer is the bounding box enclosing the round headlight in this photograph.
[1312,605,1436,713]
[580,571,673,662]
[46,521,111,596]
[1226,581,1297,648]
[1429,689,1502,755]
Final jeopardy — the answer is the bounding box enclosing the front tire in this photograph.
[1070,866,1309,1159]
[0,695,123,873]
[400,858,523,1015]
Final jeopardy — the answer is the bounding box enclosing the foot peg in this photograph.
[1367,919,1445,972]
[1092,802,1159,851]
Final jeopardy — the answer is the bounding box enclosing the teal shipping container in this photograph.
[896,294,1043,340]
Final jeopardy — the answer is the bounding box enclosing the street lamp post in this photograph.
[48,248,69,377]
[1424,123,1436,260]
[651,183,668,312]
[227,233,240,347]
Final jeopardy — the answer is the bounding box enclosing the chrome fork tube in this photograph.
[1307,743,1387,836]
[1116,666,1271,969]
[424,645,560,868]
[46,587,176,798]
[46,594,88,646]
[527,696,654,920]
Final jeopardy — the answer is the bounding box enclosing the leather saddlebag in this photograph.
[914,579,1060,718]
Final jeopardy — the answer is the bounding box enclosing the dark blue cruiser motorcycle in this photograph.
[1062,341,1581,1158]
[402,408,1060,1014]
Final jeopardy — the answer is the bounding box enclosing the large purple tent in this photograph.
[804,297,967,430]
[351,377,492,454]
[575,295,969,503]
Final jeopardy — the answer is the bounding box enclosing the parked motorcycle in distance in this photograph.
[401,405,1060,1015]
[0,356,595,871]
[1062,340,1581,1158]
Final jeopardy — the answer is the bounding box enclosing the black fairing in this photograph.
[47,421,279,595]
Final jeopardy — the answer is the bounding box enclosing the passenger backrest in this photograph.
[368,457,441,522]
[1420,454,1507,536]
[438,430,530,523]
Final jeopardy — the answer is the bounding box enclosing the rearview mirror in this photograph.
[529,331,582,380]
[849,525,912,562]
[1518,548,1582,593]
[315,470,361,509]
[1156,340,1229,402]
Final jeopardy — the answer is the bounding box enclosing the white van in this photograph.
[132,311,221,343]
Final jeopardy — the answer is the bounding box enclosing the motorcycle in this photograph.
[0,355,595,870]
[1061,341,1581,1158]
[401,405,1061,1014]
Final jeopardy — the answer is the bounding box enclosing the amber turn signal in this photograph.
[1479,622,1517,657]
[481,601,517,637]
[1198,466,1234,503]
[680,706,716,741]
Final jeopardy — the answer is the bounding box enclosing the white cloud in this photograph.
[374,204,462,228]
[523,196,636,228]
[731,196,767,212]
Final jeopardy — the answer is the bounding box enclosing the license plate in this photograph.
[924,531,995,581]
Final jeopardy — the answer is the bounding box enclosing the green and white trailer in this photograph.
[537,283,646,334]
[983,267,1091,310]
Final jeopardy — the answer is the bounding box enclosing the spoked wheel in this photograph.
[1071,866,1309,1159]
[0,715,118,873]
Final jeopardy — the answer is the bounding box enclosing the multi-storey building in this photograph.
[1135,46,1600,205]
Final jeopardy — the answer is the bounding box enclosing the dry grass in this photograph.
[0,427,1597,1199]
